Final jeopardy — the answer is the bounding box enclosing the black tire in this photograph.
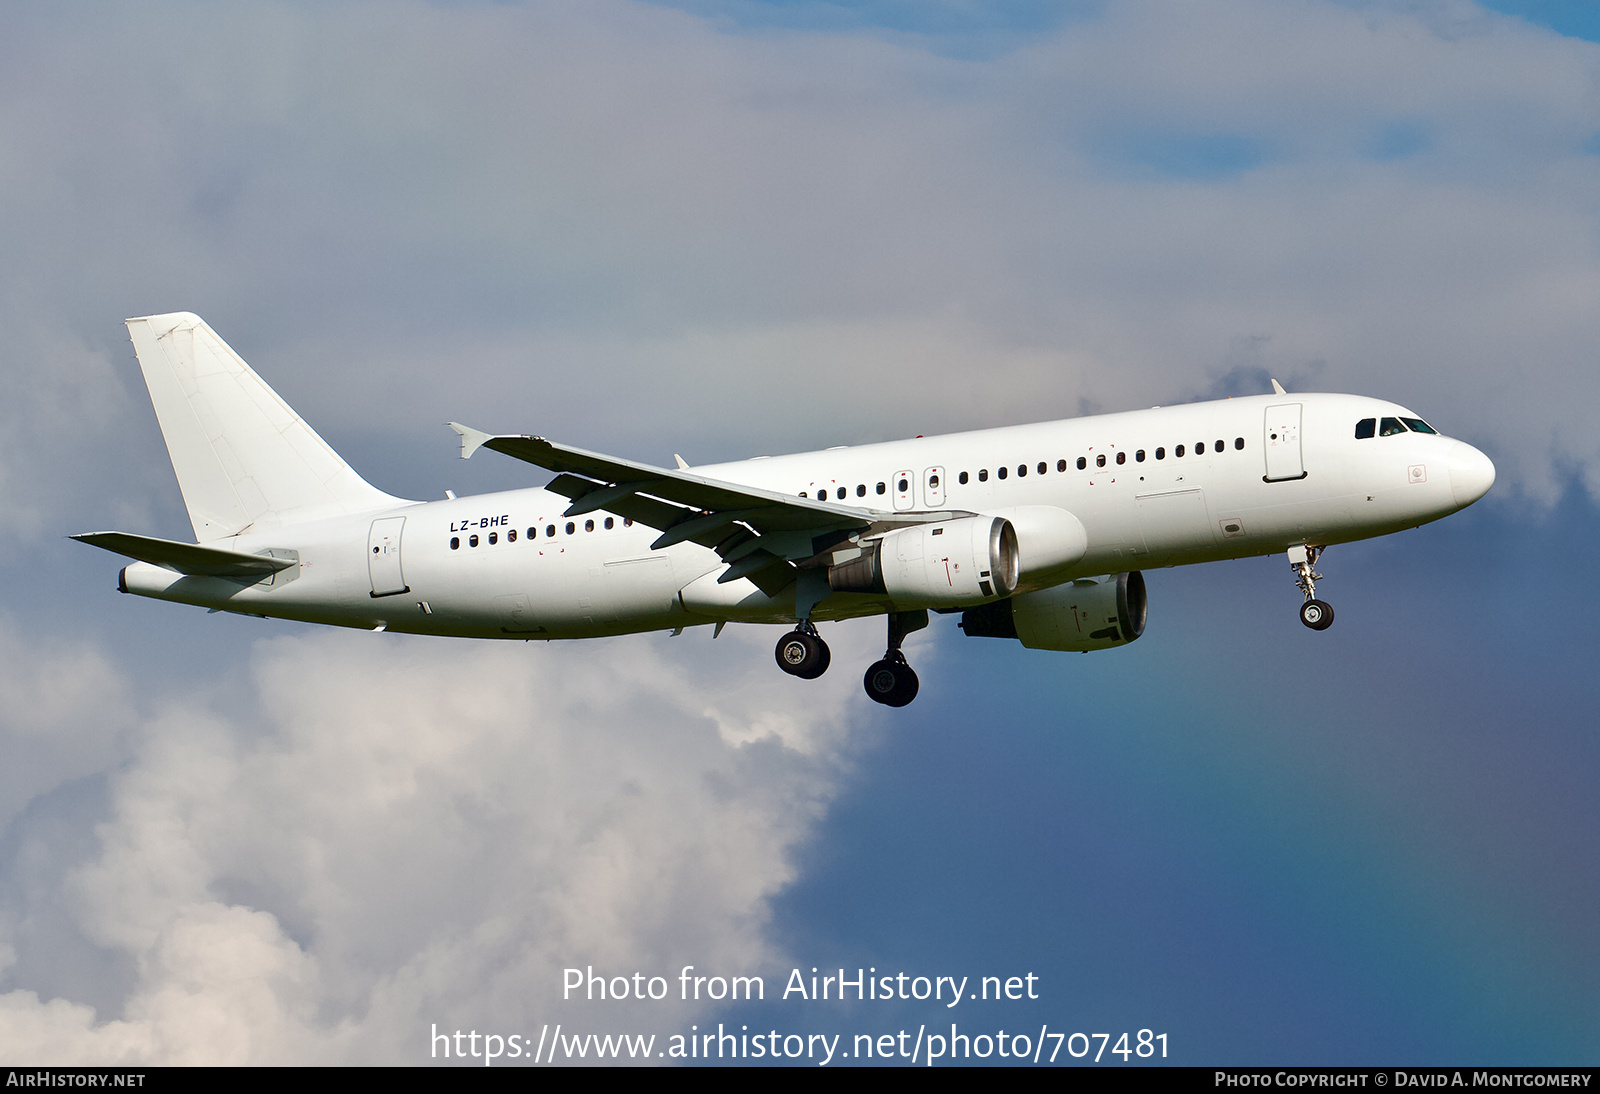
[1299,599,1334,631]
[811,639,831,679]
[863,659,919,707]
[775,630,830,678]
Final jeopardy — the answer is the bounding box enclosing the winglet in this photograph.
[1270,378,1287,396]
[674,454,690,470]
[448,422,496,460]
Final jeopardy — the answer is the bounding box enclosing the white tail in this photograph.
[125,313,407,541]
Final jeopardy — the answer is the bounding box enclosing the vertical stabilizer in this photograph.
[125,313,407,541]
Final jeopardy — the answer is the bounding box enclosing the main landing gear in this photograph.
[1289,544,1334,631]
[863,610,926,708]
[774,622,831,679]
[772,610,928,707]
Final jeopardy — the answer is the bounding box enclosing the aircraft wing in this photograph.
[449,424,963,594]
[71,531,296,578]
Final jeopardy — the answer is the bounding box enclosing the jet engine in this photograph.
[958,572,1146,651]
[829,516,1018,606]
[984,505,1089,588]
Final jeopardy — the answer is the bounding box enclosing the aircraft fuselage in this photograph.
[118,391,1493,640]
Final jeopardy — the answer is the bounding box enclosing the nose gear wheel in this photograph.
[1289,544,1334,630]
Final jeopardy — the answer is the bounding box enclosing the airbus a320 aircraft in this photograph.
[75,313,1495,707]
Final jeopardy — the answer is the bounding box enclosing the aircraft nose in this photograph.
[1447,441,1495,508]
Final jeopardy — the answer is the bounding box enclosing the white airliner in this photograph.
[75,313,1494,706]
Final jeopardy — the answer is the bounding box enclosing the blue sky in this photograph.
[0,0,1597,1066]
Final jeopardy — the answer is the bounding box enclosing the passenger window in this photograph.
[898,477,909,491]
[997,467,1008,480]
[1096,454,1106,468]
[585,519,594,532]
[604,517,614,530]
[624,518,633,527]
[876,482,886,494]
[470,534,479,547]
[565,522,575,535]
[488,532,497,545]
[857,484,867,496]
[1017,464,1026,477]
[1176,445,1185,457]
[1355,418,1376,439]
[1379,417,1407,437]
[508,529,517,543]
[1037,462,1047,475]
[1136,450,1146,462]
[527,527,536,540]
[837,487,846,500]
[978,470,988,482]
[1057,459,1067,472]
[546,525,556,537]
[1235,437,1244,450]
[1156,447,1165,460]
[817,490,827,501]
[450,537,460,550]
[1400,417,1437,434]
[1195,442,1205,455]
[958,471,969,485]
[1116,451,1126,465]
[1076,457,1086,470]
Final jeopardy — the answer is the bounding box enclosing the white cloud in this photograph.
[0,622,881,1064]
[0,619,133,830]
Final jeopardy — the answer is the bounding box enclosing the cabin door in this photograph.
[367,517,409,597]
[1263,404,1305,481]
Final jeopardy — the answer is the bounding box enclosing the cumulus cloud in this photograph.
[0,620,133,831]
[0,621,884,1064]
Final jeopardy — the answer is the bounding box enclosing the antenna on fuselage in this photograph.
[1270,378,1287,395]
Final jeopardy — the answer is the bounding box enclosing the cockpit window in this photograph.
[1355,418,1376,439]
[1400,417,1437,434]
[1379,417,1407,437]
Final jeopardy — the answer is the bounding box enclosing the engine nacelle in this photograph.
[830,516,1018,607]
[984,505,1089,588]
[958,572,1147,651]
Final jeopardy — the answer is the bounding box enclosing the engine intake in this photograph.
[830,516,1018,607]
[959,572,1146,651]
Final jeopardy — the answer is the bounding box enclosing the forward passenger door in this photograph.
[1263,404,1305,481]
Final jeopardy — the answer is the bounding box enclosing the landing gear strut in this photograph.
[775,621,831,679]
[1289,544,1334,631]
[863,610,926,707]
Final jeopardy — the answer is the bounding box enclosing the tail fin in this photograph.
[125,312,406,542]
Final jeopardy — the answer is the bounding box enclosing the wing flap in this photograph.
[71,532,295,578]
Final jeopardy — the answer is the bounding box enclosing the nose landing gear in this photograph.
[863,609,927,707]
[1289,544,1334,630]
[775,622,831,679]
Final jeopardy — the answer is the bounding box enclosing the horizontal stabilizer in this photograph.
[71,532,295,577]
